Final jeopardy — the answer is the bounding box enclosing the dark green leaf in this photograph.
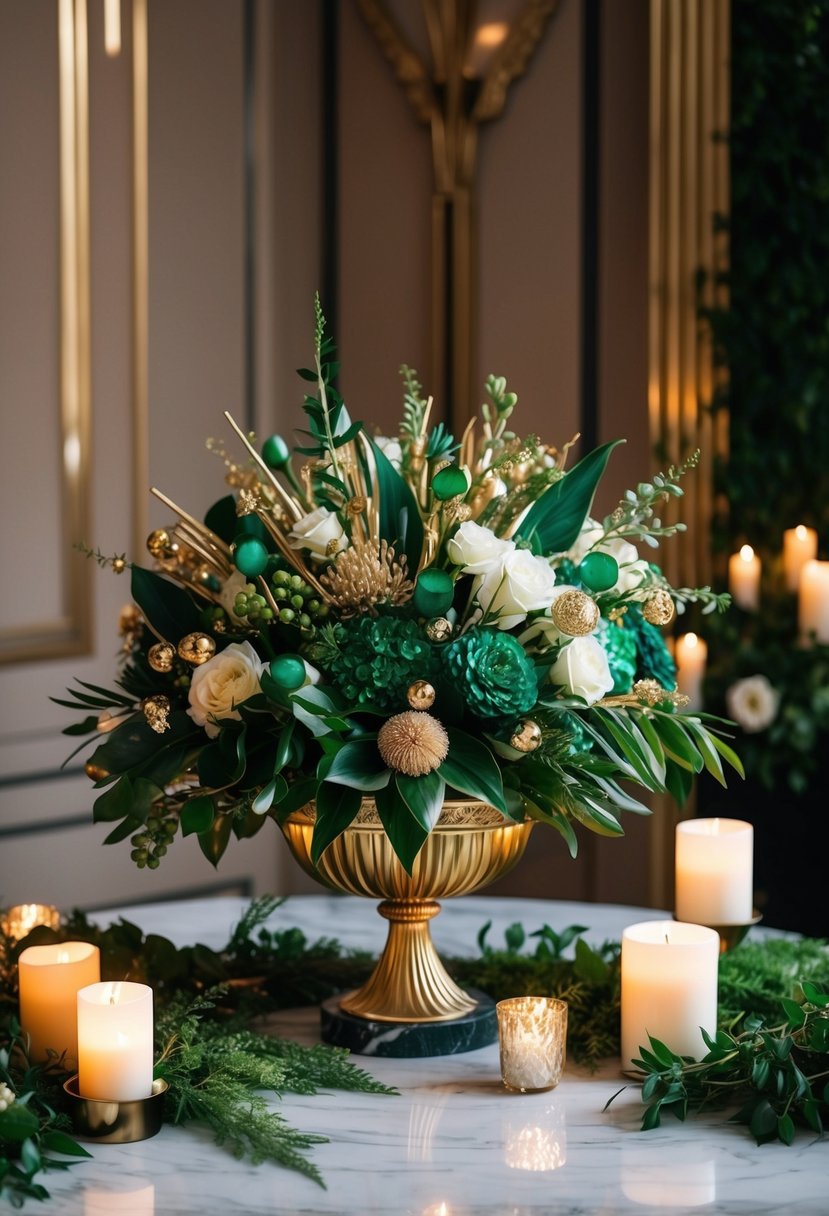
[396,771,446,835]
[573,938,610,984]
[439,729,507,814]
[181,795,215,837]
[0,1105,39,1142]
[41,1130,92,1158]
[325,740,391,791]
[131,565,202,640]
[367,436,424,573]
[311,783,362,865]
[374,778,429,876]
[516,440,623,553]
[198,813,233,867]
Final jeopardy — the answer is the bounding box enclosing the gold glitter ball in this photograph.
[551,589,600,637]
[510,719,542,753]
[346,496,367,516]
[425,617,453,643]
[407,680,436,710]
[142,694,172,734]
[119,604,141,635]
[148,641,176,673]
[377,711,449,777]
[147,528,172,559]
[177,632,216,665]
[642,589,675,626]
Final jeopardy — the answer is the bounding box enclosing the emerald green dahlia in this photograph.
[598,619,637,694]
[626,605,677,689]
[442,628,538,719]
[324,616,439,712]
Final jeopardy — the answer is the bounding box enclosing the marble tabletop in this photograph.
[35,895,827,1216]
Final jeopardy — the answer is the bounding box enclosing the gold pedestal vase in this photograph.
[282,798,533,1052]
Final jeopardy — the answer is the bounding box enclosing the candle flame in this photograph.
[106,982,123,1006]
[684,631,698,649]
[796,524,808,541]
[739,544,755,562]
[475,22,509,50]
[58,949,71,964]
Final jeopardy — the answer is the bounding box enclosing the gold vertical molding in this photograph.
[648,0,730,907]
[131,0,150,559]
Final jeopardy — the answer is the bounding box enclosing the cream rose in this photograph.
[548,635,614,705]
[288,506,347,559]
[446,521,514,575]
[726,675,778,733]
[476,548,558,631]
[187,641,265,738]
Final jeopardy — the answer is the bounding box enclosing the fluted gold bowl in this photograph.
[282,798,533,1023]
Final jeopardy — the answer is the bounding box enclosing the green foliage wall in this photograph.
[706,0,829,551]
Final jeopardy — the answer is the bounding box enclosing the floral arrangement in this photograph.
[59,299,742,874]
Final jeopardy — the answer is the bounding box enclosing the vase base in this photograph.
[321,989,497,1058]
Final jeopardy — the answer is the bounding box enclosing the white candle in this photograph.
[783,525,818,592]
[675,818,753,925]
[620,921,719,1069]
[674,632,707,711]
[77,982,154,1101]
[18,943,101,1066]
[798,558,829,644]
[728,544,761,610]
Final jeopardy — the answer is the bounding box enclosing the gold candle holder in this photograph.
[673,911,763,954]
[496,997,568,1093]
[1,903,61,942]
[63,1075,168,1143]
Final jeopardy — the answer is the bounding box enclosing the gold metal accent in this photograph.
[130,0,150,560]
[177,632,216,665]
[282,798,533,1022]
[642,589,675,626]
[425,616,453,643]
[551,589,600,637]
[147,641,176,672]
[674,911,762,955]
[510,719,542,753]
[63,1075,167,1143]
[647,0,730,909]
[0,0,92,664]
[407,679,437,710]
[357,0,559,430]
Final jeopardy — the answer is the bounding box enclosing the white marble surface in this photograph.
[35,895,826,1216]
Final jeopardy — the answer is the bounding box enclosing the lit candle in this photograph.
[1,903,61,942]
[620,921,719,1069]
[728,544,761,610]
[674,632,707,711]
[783,525,818,592]
[77,982,154,1101]
[496,997,567,1093]
[18,943,101,1066]
[798,559,829,644]
[675,818,753,926]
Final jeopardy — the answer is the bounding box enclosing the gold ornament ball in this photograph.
[551,589,600,637]
[146,528,172,559]
[425,616,453,643]
[84,760,110,782]
[148,641,176,673]
[177,632,216,665]
[510,719,543,753]
[119,604,141,634]
[642,589,675,626]
[407,680,436,710]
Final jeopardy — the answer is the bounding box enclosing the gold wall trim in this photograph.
[131,0,150,559]
[648,0,730,907]
[0,0,92,665]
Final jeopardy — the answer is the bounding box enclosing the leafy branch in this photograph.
[599,451,701,548]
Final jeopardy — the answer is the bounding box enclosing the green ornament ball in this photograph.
[269,654,307,691]
[262,434,291,468]
[577,551,619,592]
[413,569,454,617]
[432,465,469,501]
[233,535,269,577]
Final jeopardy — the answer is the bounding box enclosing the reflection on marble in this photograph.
[84,1180,155,1215]
[41,894,821,1216]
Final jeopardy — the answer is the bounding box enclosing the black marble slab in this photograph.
[320,989,498,1057]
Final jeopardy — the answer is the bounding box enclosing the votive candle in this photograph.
[77,981,154,1101]
[798,559,829,644]
[674,632,707,712]
[1,903,61,942]
[783,525,818,592]
[18,942,101,1066]
[496,997,568,1093]
[675,818,753,925]
[620,921,719,1069]
[728,545,761,610]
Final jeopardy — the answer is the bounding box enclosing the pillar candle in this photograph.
[798,559,829,644]
[783,525,818,592]
[675,818,754,925]
[18,943,101,1066]
[620,921,719,1069]
[77,982,154,1101]
[728,545,761,610]
[674,632,707,712]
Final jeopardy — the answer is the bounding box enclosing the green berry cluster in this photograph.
[234,583,274,623]
[130,814,177,869]
[269,569,330,630]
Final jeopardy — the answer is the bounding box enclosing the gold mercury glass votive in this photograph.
[496,997,568,1093]
[1,904,61,942]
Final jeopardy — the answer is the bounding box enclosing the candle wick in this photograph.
[665,934,670,944]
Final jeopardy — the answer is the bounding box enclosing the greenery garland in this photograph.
[3,900,829,1206]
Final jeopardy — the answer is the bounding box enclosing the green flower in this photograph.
[442,628,537,719]
[627,605,677,689]
[321,616,439,712]
[598,620,637,695]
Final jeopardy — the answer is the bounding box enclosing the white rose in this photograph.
[726,675,778,733]
[616,558,651,597]
[548,635,614,705]
[375,435,403,470]
[288,506,347,559]
[187,641,265,738]
[518,586,579,649]
[446,521,515,575]
[477,548,558,631]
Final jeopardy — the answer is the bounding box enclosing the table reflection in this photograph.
[502,1098,567,1171]
[621,1143,716,1207]
[84,1180,155,1215]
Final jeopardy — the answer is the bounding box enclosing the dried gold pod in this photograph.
[177,632,216,665]
[142,694,172,734]
[425,617,453,643]
[148,641,176,673]
[642,589,675,626]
